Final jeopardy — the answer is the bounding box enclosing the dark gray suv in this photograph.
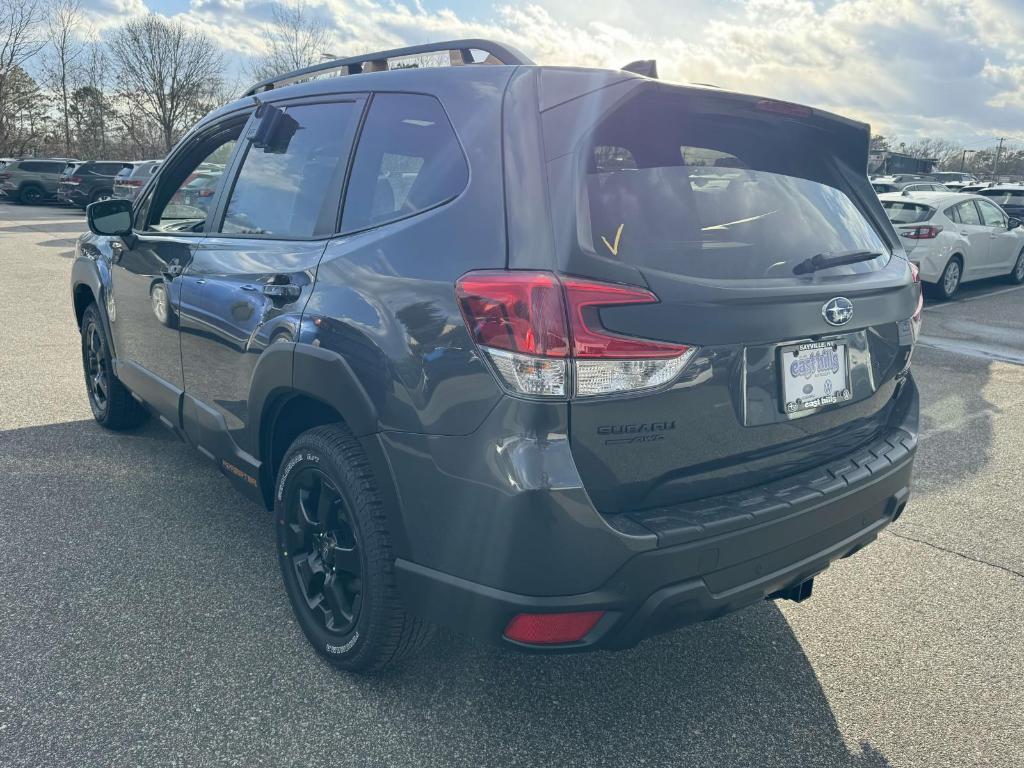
[72,39,921,671]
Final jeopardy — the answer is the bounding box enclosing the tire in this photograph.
[90,189,113,204]
[1008,249,1024,285]
[80,303,148,430]
[18,185,44,205]
[275,424,433,671]
[931,256,963,300]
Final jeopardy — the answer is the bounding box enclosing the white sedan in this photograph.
[879,191,1024,299]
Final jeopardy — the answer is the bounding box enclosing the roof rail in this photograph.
[243,38,533,97]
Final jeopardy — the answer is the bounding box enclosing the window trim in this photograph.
[337,90,470,237]
[204,93,368,242]
[133,107,255,237]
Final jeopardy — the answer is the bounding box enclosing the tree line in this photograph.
[0,0,329,161]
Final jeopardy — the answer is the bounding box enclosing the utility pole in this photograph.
[993,137,1005,180]
[960,149,970,173]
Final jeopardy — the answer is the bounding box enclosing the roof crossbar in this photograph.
[243,38,533,97]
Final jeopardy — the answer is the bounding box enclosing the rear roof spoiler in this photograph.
[243,38,533,96]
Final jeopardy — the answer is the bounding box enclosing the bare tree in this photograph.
[0,0,48,154]
[42,0,85,156]
[248,0,331,83]
[109,14,225,152]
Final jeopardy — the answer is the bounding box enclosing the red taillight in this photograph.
[560,276,689,359]
[456,271,697,398]
[455,271,569,357]
[0,173,10,181]
[503,611,605,645]
[121,179,144,187]
[197,188,214,197]
[69,176,82,184]
[900,225,942,239]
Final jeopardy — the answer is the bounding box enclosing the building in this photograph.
[869,150,937,176]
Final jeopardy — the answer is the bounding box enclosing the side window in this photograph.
[220,100,358,237]
[143,127,243,232]
[342,93,468,233]
[594,145,638,172]
[957,201,983,225]
[945,205,961,224]
[977,199,1006,228]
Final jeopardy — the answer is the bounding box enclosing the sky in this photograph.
[73,0,1024,149]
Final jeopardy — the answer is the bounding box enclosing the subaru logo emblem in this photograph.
[822,297,854,326]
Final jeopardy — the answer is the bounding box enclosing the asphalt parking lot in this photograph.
[2,200,1023,768]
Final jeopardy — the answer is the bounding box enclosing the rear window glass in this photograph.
[580,92,888,279]
[979,190,1024,206]
[882,201,933,224]
[342,93,467,233]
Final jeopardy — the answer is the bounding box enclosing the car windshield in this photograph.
[882,201,933,223]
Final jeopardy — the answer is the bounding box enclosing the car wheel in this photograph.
[18,185,43,205]
[80,303,148,430]
[934,257,962,300]
[149,282,177,328]
[276,424,433,672]
[1008,249,1024,285]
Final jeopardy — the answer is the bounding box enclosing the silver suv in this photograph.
[0,158,79,204]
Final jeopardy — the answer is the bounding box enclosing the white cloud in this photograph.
[75,0,1024,146]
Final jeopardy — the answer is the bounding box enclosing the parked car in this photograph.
[0,157,79,204]
[930,171,978,191]
[112,160,161,201]
[976,185,1024,221]
[879,191,1024,298]
[73,38,922,671]
[959,182,993,195]
[57,160,134,208]
[872,178,949,195]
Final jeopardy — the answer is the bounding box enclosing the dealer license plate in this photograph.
[780,341,851,414]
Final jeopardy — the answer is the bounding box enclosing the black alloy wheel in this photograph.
[282,467,364,635]
[83,319,109,417]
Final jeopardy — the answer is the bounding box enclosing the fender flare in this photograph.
[71,255,116,356]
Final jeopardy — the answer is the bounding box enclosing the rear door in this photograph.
[179,96,363,464]
[976,197,1018,272]
[539,81,917,513]
[955,200,991,277]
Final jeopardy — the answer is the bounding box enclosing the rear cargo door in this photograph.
[541,82,917,514]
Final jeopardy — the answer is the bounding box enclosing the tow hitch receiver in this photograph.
[768,577,814,603]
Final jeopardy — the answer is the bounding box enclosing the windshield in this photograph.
[882,201,933,223]
[581,94,888,280]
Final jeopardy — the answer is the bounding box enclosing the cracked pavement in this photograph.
[1,200,1022,767]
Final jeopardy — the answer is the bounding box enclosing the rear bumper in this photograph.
[393,377,918,651]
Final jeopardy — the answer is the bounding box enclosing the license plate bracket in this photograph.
[779,340,851,415]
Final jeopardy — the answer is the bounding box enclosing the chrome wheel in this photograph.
[151,284,168,324]
[943,261,961,297]
[1015,253,1024,282]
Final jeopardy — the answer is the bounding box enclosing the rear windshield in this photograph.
[882,201,933,223]
[580,92,888,280]
[979,189,1024,206]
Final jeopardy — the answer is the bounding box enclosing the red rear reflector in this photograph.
[503,611,605,645]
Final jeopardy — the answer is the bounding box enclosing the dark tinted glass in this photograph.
[580,91,887,279]
[342,94,467,233]
[21,161,62,173]
[221,101,357,237]
[980,189,1024,206]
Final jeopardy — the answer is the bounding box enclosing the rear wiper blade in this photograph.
[793,249,883,275]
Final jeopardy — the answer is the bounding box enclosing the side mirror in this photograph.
[1009,217,1021,230]
[87,198,133,237]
